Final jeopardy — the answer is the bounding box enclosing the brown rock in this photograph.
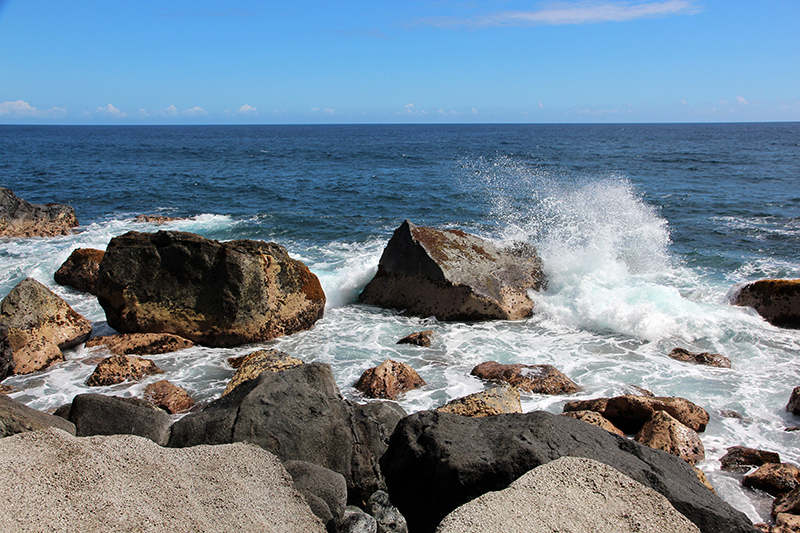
[743,463,800,497]
[560,410,625,436]
[85,333,194,356]
[693,466,715,493]
[0,187,78,237]
[436,385,521,417]
[668,347,731,368]
[354,359,425,400]
[732,279,800,329]
[470,361,581,395]
[787,387,800,416]
[634,410,705,465]
[773,487,800,517]
[720,446,781,473]
[626,385,654,397]
[397,330,434,347]
[53,248,104,295]
[143,380,195,414]
[223,349,304,396]
[133,214,183,224]
[358,220,546,321]
[85,355,164,387]
[3,328,63,375]
[775,513,800,532]
[563,394,710,434]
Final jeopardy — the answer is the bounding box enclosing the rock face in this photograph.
[0,278,92,374]
[634,410,705,465]
[436,456,701,533]
[436,385,521,417]
[223,349,303,396]
[563,394,710,434]
[0,325,15,380]
[0,428,326,533]
[85,332,194,356]
[54,248,104,295]
[471,361,581,395]
[732,279,800,328]
[143,380,195,414]
[358,220,546,321]
[85,354,164,386]
[380,410,753,533]
[355,359,426,400]
[67,394,172,445]
[669,347,731,368]
[169,363,391,504]
[96,230,326,348]
[0,394,76,437]
[0,187,78,237]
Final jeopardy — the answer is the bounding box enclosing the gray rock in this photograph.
[285,460,348,526]
[0,187,78,237]
[339,509,377,533]
[367,490,408,533]
[67,393,172,445]
[360,401,407,441]
[0,394,76,437]
[732,279,800,328]
[787,386,800,415]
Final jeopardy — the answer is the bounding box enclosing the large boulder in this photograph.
[284,460,348,530]
[0,394,76,437]
[563,394,710,434]
[54,248,104,295]
[168,363,391,505]
[436,456,701,533]
[67,393,173,445]
[96,230,326,347]
[0,428,326,533]
[0,278,92,374]
[0,187,78,237]
[380,410,755,533]
[358,220,545,321]
[732,279,800,328]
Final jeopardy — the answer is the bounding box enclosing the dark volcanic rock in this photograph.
[0,393,76,437]
[732,279,800,329]
[284,460,348,529]
[67,393,172,445]
[354,359,426,400]
[96,230,326,347]
[563,394,710,434]
[787,387,800,416]
[380,410,754,533]
[0,187,78,237]
[471,361,581,394]
[397,330,433,347]
[669,347,731,368]
[54,248,104,295]
[358,220,545,321]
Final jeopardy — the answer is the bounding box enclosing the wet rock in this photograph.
[774,513,800,532]
[133,214,183,224]
[67,393,172,445]
[743,463,800,497]
[471,360,581,395]
[355,359,425,400]
[96,230,326,347]
[721,446,781,473]
[85,332,194,356]
[0,187,78,237]
[85,354,164,386]
[560,409,625,436]
[773,487,800,516]
[0,393,76,437]
[669,347,731,368]
[358,220,546,321]
[732,279,800,329]
[223,349,303,396]
[397,330,433,347]
[634,410,705,465]
[53,248,104,295]
[436,384,521,417]
[787,387,800,416]
[284,460,348,530]
[143,380,195,414]
[367,490,408,533]
[563,394,710,434]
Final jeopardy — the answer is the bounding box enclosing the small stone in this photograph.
[143,380,195,414]
[354,359,425,400]
[743,463,800,497]
[436,385,521,417]
[339,508,377,533]
[668,347,731,368]
[397,330,433,347]
[85,355,164,387]
[223,349,304,396]
[367,490,408,533]
[471,361,581,395]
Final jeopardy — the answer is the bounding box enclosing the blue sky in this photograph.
[1,0,798,124]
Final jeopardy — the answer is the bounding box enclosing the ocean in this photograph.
[1,123,799,523]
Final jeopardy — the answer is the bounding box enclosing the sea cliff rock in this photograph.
[54,248,104,295]
[355,359,426,400]
[471,360,581,394]
[85,332,194,356]
[732,279,800,329]
[435,385,521,417]
[0,187,78,237]
[358,220,545,321]
[96,230,325,347]
[563,394,710,434]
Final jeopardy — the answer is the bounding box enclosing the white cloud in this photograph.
[96,103,128,118]
[0,100,66,118]
[183,106,207,116]
[238,104,258,115]
[737,96,749,105]
[539,102,545,108]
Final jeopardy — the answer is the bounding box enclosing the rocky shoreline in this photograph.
[2,189,800,532]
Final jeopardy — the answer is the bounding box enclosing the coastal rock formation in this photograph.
[721,446,782,473]
[669,347,731,368]
[223,349,303,396]
[436,456,701,533]
[471,361,581,395]
[563,394,710,434]
[380,410,754,533]
[0,393,76,437]
[284,460,348,531]
[169,363,391,504]
[732,279,800,328]
[436,385,522,417]
[85,332,194,356]
[743,463,800,497]
[0,187,78,237]
[358,220,545,321]
[85,354,164,386]
[0,428,326,533]
[397,330,434,347]
[54,248,104,295]
[67,393,172,445]
[634,410,705,465]
[560,410,625,436]
[96,230,326,347]
[0,278,92,374]
[355,359,426,400]
[143,380,195,414]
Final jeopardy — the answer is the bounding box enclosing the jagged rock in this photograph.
[0,394,76,437]
[96,230,326,348]
[367,490,408,533]
[67,393,172,445]
[436,457,701,533]
[634,410,705,465]
[0,187,78,237]
[143,380,195,414]
[743,463,800,497]
[358,220,546,321]
[773,487,800,516]
[355,359,426,400]
[732,279,800,329]
[471,361,581,395]
[436,385,521,417]
[284,460,348,530]
[397,330,433,347]
[669,347,731,368]
[53,248,104,295]
[85,354,164,386]
[223,349,303,396]
[563,394,710,434]
[0,278,92,374]
[85,332,194,356]
[787,387,800,415]
[381,410,754,533]
[560,410,625,436]
[721,446,781,473]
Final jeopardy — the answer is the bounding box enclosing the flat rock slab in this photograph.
[732,279,800,328]
[0,187,78,237]
[85,332,194,356]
